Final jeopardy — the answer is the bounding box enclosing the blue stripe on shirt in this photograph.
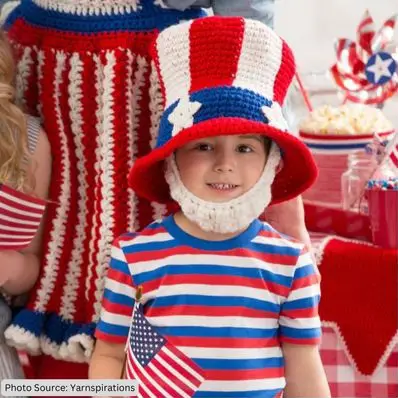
[96,320,130,338]
[249,242,301,257]
[281,296,320,310]
[102,288,134,307]
[123,238,300,258]
[108,257,130,274]
[194,389,281,398]
[194,356,283,370]
[156,326,278,338]
[147,295,280,313]
[279,325,322,339]
[133,264,292,287]
[294,264,316,279]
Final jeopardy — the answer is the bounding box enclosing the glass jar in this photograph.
[341,152,378,213]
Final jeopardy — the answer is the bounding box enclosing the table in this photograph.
[308,204,398,398]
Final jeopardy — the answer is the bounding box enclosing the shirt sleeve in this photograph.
[211,0,275,28]
[279,246,322,345]
[95,236,136,344]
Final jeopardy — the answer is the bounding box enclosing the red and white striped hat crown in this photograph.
[129,17,317,205]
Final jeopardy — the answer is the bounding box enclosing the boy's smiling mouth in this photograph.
[207,183,239,191]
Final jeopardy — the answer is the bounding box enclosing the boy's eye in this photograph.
[195,143,213,151]
[237,145,253,153]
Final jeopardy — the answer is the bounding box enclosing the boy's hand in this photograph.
[264,195,310,243]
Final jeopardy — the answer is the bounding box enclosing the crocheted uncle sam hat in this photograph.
[129,16,317,205]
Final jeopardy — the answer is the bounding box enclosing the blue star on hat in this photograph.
[365,52,397,85]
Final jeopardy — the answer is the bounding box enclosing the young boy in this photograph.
[90,16,330,398]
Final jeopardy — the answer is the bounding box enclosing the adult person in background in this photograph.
[1,0,312,381]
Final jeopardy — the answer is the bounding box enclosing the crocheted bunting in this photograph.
[317,237,398,375]
[0,183,46,250]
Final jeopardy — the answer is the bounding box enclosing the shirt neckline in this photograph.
[162,214,262,250]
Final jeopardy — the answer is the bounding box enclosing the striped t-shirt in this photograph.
[96,215,321,398]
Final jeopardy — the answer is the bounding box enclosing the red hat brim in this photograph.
[128,117,318,205]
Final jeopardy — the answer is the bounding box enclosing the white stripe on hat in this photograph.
[233,19,283,102]
[157,20,193,107]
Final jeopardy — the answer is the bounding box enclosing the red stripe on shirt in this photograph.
[125,246,297,266]
[101,298,133,317]
[146,305,279,319]
[167,336,280,349]
[159,273,290,297]
[206,366,284,381]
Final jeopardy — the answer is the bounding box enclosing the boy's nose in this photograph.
[213,150,236,173]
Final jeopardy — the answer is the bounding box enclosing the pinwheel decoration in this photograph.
[330,11,398,105]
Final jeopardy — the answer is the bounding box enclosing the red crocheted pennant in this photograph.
[318,237,398,375]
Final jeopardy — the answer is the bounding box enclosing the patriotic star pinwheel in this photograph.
[330,10,398,105]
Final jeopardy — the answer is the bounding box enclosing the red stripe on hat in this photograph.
[273,40,295,105]
[189,17,244,93]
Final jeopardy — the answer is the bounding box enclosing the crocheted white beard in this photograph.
[165,142,282,234]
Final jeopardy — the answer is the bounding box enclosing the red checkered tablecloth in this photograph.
[311,228,398,398]
[320,327,398,398]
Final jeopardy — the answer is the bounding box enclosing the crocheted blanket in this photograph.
[317,237,398,375]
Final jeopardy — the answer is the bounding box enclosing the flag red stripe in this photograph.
[0,243,31,250]
[0,206,43,223]
[0,193,45,216]
[128,351,164,398]
[150,355,195,397]
[0,228,37,237]
[144,355,191,398]
[0,184,47,206]
[164,342,204,380]
[0,217,38,231]
[157,348,201,389]
[126,359,152,398]
[0,235,33,241]
[0,209,43,224]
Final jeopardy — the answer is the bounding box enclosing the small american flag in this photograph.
[0,184,46,250]
[386,133,398,170]
[125,302,205,398]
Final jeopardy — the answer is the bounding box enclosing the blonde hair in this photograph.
[0,30,32,192]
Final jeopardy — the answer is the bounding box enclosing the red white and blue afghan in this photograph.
[129,16,318,205]
[3,0,205,365]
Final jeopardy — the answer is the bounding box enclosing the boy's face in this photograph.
[175,135,268,203]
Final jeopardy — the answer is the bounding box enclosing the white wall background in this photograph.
[275,0,397,73]
[275,0,398,126]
